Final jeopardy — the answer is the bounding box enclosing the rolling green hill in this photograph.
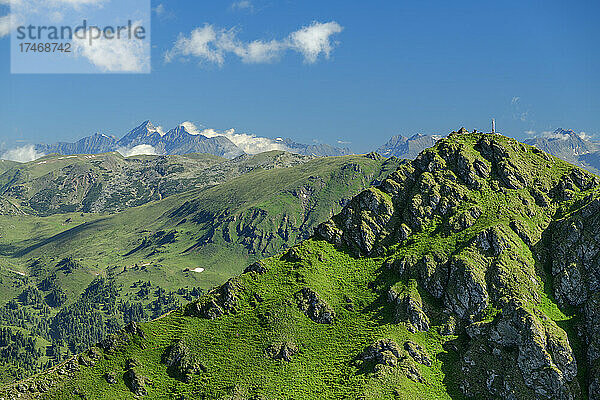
[4,132,599,399]
[0,151,313,215]
[0,153,401,384]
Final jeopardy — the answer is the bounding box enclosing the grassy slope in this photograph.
[0,154,401,298]
[0,154,401,384]
[13,240,455,400]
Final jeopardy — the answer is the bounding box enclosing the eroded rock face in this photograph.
[444,255,489,319]
[321,187,395,255]
[463,301,579,399]
[358,339,404,368]
[550,197,600,399]
[356,338,430,383]
[387,283,430,332]
[403,341,431,366]
[294,287,335,324]
[243,261,267,275]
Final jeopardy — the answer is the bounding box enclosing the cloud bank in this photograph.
[165,21,343,65]
[117,144,158,157]
[0,14,11,38]
[180,121,289,154]
[1,145,45,163]
[528,129,594,141]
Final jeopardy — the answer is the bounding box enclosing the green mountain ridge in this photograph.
[4,132,599,399]
[0,151,317,216]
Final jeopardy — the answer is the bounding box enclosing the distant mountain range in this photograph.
[523,128,600,174]
[31,124,600,175]
[376,133,440,159]
[34,121,351,159]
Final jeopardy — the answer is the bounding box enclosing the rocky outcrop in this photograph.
[185,278,243,319]
[162,340,205,382]
[265,342,298,362]
[316,187,395,255]
[357,339,404,368]
[403,341,431,366]
[387,281,430,332]
[124,368,148,397]
[462,301,579,399]
[444,253,489,319]
[550,196,600,399]
[124,321,146,338]
[356,338,429,383]
[294,287,335,324]
[243,261,267,275]
[316,132,597,398]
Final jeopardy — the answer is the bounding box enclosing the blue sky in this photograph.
[0,0,598,153]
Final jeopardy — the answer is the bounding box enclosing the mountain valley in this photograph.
[0,151,400,384]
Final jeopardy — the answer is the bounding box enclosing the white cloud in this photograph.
[165,20,343,65]
[52,0,106,5]
[577,131,593,140]
[180,121,202,135]
[288,21,343,63]
[0,14,11,38]
[71,23,150,72]
[1,145,45,163]
[511,96,520,105]
[117,144,158,157]
[180,121,289,154]
[237,39,285,63]
[154,3,165,15]
[205,128,289,154]
[524,130,536,136]
[541,131,570,141]
[165,24,226,64]
[230,1,253,11]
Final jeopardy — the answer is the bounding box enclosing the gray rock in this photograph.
[162,340,205,382]
[388,283,430,332]
[265,342,298,362]
[124,368,147,397]
[243,261,267,275]
[358,339,404,368]
[444,256,488,319]
[185,278,243,319]
[294,287,335,324]
[404,341,432,366]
